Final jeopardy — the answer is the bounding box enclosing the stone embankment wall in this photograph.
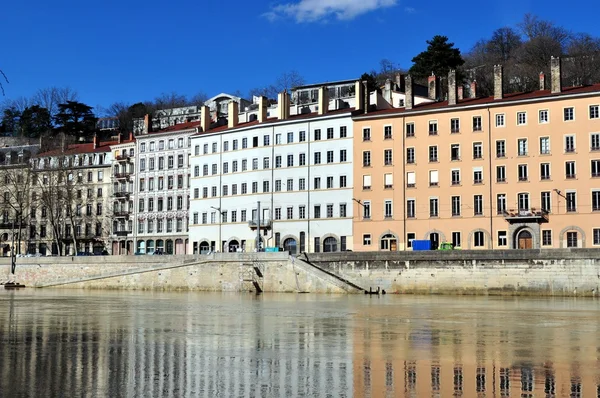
[305,249,600,296]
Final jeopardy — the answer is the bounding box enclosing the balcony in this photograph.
[114,191,131,199]
[113,210,131,218]
[503,208,549,223]
[116,154,131,162]
[114,172,131,180]
[114,230,129,237]
[248,219,272,230]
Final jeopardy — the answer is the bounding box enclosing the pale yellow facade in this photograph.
[353,86,600,251]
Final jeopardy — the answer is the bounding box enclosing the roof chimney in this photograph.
[354,80,364,113]
[277,91,290,120]
[227,101,239,128]
[551,56,562,93]
[143,114,150,134]
[384,79,393,105]
[395,73,405,92]
[129,131,133,141]
[117,132,122,144]
[457,86,464,100]
[405,75,414,110]
[200,105,210,132]
[448,70,458,105]
[428,74,439,100]
[318,86,329,115]
[470,81,477,98]
[494,65,504,100]
[258,96,267,123]
[539,72,546,90]
[362,81,370,114]
[93,133,97,149]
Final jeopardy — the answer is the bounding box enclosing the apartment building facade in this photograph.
[109,136,136,255]
[353,58,600,251]
[133,125,193,254]
[189,89,355,254]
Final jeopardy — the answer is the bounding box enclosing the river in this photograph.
[0,290,598,397]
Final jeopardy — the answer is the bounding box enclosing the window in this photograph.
[517,139,528,156]
[240,183,247,195]
[340,203,347,217]
[496,140,505,158]
[314,237,320,253]
[212,142,217,153]
[428,121,438,135]
[495,114,505,127]
[540,137,550,154]
[340,175,347,188]
[252,137,258,147]
[262,157,269,169]
[406,148,415,164]
[473,167,483,184]
[299,131,306,142]
[299,178,306,190]
[566,231,578,247]
[384,173,393,189]
[497,194,506,214]
[363,151,371,167]
[542,230,552,246]
[518,193,530,211]
[363,234,371,245]
[450,118,460,133]
[384,126,392,139]
[314,152,321,165]
[326,128,334,139]
[253,158,259,170]
[593,190,600,211]
[497,231,507,246]
[429,146,438,162]
[496,165,506,182]
[451,169,461,185]
[517,111,527,125]
[242,138,248,148]
[314,205,321,219]
[590,105,599,119]
[473,142,483,159]
[287,207,293,219]
[362,175,371,190]
[565,135,575,153]
[539,109,549,123]
[252,182,258,193]
[297,153,305,166]
[287,132,294,143]
[275,208,281,220]
[287,154,294,167]
[595,229,600,245]
[362,128,371,141]
[591,133,600,151]
[406,199,415,218]
[326,151,333,164]
[177,155,184,168]
[203,144,208,154]
[540,163,551,180]
[326,204,334,218]
[565,161,576,179]
[541,191,551,212]
[314,129,321,141]
[452,232,461,248]
[339,150,347,162]
[429,198,438,217]
[518,164,528,181]
[474,195,483,215]
[314,177,321,189]
[474,231,485,247]
[266,135,272,146]
[232,140,238,150]
[384,149,393,165]
[299,206,306,219]
[473,116,482,131]
[140,158,146,171]
[406,123,415,137]
[363,201,371,219]
[429,170,439,187]
[384,200,392,218]
[451,144,460,161]
[566,191,576,212]
[592,160,600,177]
[140,143,146,152]
[406,171,416,188]
[564,107,574,121]
[451,196,461,216]
[326,176,333,189]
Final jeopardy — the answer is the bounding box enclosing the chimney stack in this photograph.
[117,132,122,144]
[384,79,393,105]
[551,56,562,93]
[277,91,290,120]
[227,101,239,128]
[143,114,150,134]
[318,86,329,115]
[539,72,546,90]
[448,70,458,105]
[129,132,133,141]
[494,65,504,100]
[93,133,97,149]
[395,73,405,92]
[405,75,414,110]
[428,74,440,100]
[200,105,210,132]
[470,81,477,98]
[355,80,364,113]
[258,96,268,123]
[457,86,464,100]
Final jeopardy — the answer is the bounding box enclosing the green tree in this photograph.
[54,101,97,139]
[0,107,21,135]
[20,105,52,138]
[409,35,465,79]
[360,72,378,94]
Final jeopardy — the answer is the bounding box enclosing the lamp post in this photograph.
[210,206,222,252]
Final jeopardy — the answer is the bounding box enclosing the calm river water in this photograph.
[0,290,599,397]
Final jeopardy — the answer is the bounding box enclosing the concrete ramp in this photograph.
[292,256,364,293]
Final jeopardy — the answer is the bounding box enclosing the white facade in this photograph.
[133,127,194,254]
[109,141,136,255]
[189,111,354,254]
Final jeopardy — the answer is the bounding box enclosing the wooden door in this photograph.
[518,231,533,249]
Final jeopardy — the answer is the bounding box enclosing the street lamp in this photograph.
[210,206,222,252]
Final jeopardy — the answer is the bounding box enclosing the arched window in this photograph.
[323,237,338,252]
[283,238,297,254]
[380,233,398,251]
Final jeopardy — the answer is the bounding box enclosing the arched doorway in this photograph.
[175,239,184,254]
[166,240,173,254]
[380,234,397,251]
[517,230,533,249]
[283,238,297,254]
[199,241,210,254]
[228,239,239,252]
[323,237,337,252]
[430,232,440,250]
[137,240,146,254]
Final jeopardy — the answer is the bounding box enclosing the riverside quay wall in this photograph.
[3,250,600,296]
[305,249,600,296]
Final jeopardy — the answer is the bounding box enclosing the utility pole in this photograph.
[256,201,261,252]
[210,206,222,252]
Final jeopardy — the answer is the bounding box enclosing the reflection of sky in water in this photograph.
[0,291,599,397]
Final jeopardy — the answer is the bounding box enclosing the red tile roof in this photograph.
[36,140,119,158]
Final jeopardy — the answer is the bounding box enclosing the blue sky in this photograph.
[2,0,598,114]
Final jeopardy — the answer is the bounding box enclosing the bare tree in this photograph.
[32,87,79,119]
[0,69,7,96]
[248,70,306,99]
[0,165,34,255]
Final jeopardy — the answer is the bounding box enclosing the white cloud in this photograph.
[404,6,416,13]
[263,0,398,23]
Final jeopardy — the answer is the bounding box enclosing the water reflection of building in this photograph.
[352,302,600,398]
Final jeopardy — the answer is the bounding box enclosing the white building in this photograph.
[189,86,356,254]
[109,135,136,255]
[133,123,195,254]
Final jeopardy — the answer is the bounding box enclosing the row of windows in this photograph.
[139,154,187,171]
[192,203,349,225]
[137,217,187,234]
[193,175,349,198]
[360,190,600,219]
[138,195,189,212]
[195,150,349,176]
[139,137,189,153]
[193,127,349,155]
[138,175,189,191]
